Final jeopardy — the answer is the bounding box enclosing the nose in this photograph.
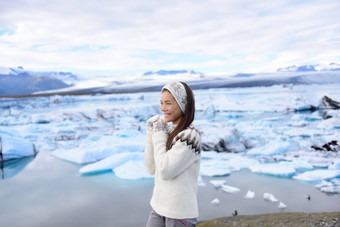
[160,104,166,112]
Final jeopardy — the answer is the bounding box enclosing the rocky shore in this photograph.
[198,212,340,227]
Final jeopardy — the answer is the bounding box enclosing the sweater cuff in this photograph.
[152,131,168,144]
[152,131,168,161]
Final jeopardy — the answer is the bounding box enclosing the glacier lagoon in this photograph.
[1,83,340,226]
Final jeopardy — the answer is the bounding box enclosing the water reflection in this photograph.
[0,155,37,180]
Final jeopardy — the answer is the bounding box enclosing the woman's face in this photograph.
[161,90,183,125]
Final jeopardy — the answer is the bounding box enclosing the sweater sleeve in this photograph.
[152,127,201,181]
[144,131,155,175]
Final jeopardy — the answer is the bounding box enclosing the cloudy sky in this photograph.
[0,0,339,76]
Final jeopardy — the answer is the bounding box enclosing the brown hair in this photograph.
[165,82,195,150]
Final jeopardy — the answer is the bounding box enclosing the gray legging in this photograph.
[146,209,197,227]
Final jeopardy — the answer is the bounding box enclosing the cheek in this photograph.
[174,107,182,118]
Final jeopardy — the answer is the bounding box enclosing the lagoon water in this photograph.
[1,149,339,227]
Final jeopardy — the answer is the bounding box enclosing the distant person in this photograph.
[144,81,201,227]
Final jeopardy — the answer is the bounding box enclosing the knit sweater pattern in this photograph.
[144,124,201,219]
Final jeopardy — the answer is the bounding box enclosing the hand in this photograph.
[146,115,160,132]
[153,116,168,133]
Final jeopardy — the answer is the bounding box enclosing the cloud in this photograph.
[0,0,339,75]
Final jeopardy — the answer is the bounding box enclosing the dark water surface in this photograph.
[1,150,339,227]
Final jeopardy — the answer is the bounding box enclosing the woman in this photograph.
[144,81,201,227]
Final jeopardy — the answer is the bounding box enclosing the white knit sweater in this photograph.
[144,124,201,219]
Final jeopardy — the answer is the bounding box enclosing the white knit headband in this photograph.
[161,81,187,113]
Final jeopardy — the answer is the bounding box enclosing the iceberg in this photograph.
[200,159,234,177]
[79,152,144,174]
[247,140,291,156]
[278,202,287,210]
[0,133,37,160]
[221,185,240,194]
[244,190,255,199]
[250,162,296,177]
[263,192,279,202]
[200,152,258,177]
[315,179,340,194]
[328,160,340,170]
[198,175,206,187]
[209,180,226,189]
[290,159,314,171]
[52,135,145,164]
[113,160,152,180]
[211,198,220,206]
[201,128,246,152]
[293,169,340,182]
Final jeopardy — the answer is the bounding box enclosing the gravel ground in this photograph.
[197,212,340,227]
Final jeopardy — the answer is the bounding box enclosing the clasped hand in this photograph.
[146,115,168,133]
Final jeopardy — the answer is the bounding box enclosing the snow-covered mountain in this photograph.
[143,69,204,77]
[0,69,71,96]
[1,64,340,96]
[7,66,78,84]
[277,63,340,72]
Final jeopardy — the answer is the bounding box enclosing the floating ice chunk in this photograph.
[209,180,226,189]
[112,129,140,138]
[278,202,287,210]
[263,193,278,202]
[202,128,246,152]
[329,160,340,170]
[315,179,340,194]
[283,127,326,138]
[320,117,340,130]
[247,140,291,156]
[293,169,340,182]
[201,150,233,160]
[315,180,332,189]
[308,156,334,168]
[290,159,314,171]
[228,155,259,169]
[288,96,315,112]
[0,133,36,160]
[203,104,216,119]
[290,121,307,127]
[211,198,220,206]
[320,186,340,194]
[250,162,296,177]
[113,160,152,180]
[200,160,233,177]
[52,135,145,164]
[200,152,260,177]
[198,176,206,187]
[79,152,143,174]
[221,185,240,194]
[222,129,246,152]
[244,190,255,199]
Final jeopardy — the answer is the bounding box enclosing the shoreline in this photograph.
[198,211,340,226]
